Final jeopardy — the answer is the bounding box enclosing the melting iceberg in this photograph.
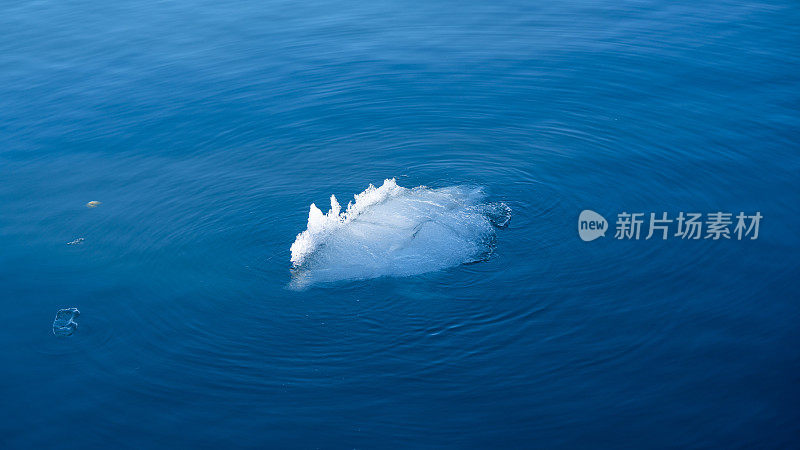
[53,307,80,336]
[289,179,509,287]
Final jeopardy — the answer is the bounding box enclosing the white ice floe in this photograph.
[289,179,509,286]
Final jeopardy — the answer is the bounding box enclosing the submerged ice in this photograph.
[53,307,80,336]
[289,179,509,286]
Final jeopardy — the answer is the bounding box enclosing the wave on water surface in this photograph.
[289,179,510,287]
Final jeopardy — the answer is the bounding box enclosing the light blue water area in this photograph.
[1,0,799,447]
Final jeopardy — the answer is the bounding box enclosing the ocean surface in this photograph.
[1,0,799,448]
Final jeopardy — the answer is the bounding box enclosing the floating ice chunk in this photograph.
[53,308,80,336]
[289,179,510,286]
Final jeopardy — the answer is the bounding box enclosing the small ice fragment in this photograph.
[67,238,84,245]
[53,308,80,336]
[86,201,101,208]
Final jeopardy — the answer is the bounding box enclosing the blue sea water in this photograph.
[1,0,799,447]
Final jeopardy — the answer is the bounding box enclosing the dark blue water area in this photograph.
[1,0,799,448]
